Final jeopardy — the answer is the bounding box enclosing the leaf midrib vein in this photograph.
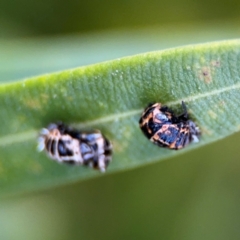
[0,83,239,146]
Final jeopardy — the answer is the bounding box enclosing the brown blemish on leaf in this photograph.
[200,126,213,135]
[215,101,225,113]
[211,60,221,67]
[208,110,217,119]
[23,93,49,110]
[199,66,212,84]
[236,125,240,131]
[187,108,194,114]
[110,139,126,153]
[218,101,226,109]
[23,98,42,110]
[40,93,49,100]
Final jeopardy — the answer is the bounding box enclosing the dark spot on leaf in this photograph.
[199,66,212,84]
[208,110,217,119]
[211,60,221,67]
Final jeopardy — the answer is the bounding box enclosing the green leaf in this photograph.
[1,40,240,196]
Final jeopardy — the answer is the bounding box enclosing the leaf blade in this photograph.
[1,40,240,196]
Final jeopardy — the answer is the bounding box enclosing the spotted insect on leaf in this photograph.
[139,101,200,149]
[38,122,112,172]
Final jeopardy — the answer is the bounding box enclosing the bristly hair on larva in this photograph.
[38,122,112,172]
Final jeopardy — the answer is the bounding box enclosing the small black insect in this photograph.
[139,101,200,149]
[38,122,112,172]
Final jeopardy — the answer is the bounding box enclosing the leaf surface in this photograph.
[1,40,240,196]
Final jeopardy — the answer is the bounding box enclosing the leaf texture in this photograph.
[1,40,240,196]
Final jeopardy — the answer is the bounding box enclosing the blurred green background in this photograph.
[1,0,240,239]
